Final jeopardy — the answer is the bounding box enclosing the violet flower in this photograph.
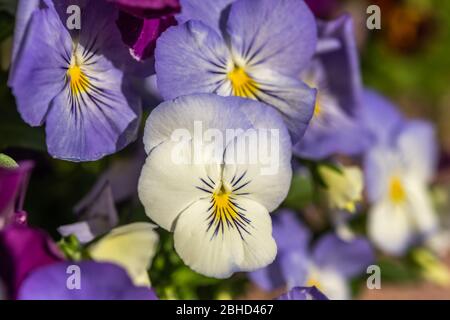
[277,286,328,300]
[293,15,372,159]
[156,0,318,142]
[18,261,158,300]
[10,0,145,161]
[250,210,374,300]
[362,90,439,256]
[110,0,181,61]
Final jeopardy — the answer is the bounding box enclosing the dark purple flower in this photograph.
[0,161,34,229]
[277,286,328,300]
[0,225,64,299]
[10,0,146,161]
[18,261,158,300]
[109,0,180,18]
[293,15,371,159]
[250,210,375,300]
[109,0,180,61]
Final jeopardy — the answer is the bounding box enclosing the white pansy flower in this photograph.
[138,94,292,278]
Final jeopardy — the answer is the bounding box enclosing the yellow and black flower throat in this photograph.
[196,171,252,240]
[64,45,110,116]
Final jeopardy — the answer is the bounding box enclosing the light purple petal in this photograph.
[250,210,311,291]
[312,234,375,278]
[44,66,140,161]
[8,0,42,85]
[361,89,404,146]
[272,210,311,252]
[18,261,157,300]
[177,0,235,32]
[248,261,285,292]
[315,14,363,115]
[155,20,231,100]
[227,0,317,76]
[277,286,328,300]
[10,6,72,126]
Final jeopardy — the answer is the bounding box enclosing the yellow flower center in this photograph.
[212,185,238,223]
[313,98,322,118]
[306,277,324,292]
[67,64,89,96]
[389,176,406,204]
[227,66,258,98]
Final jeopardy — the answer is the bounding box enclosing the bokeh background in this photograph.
[1,0,450,299]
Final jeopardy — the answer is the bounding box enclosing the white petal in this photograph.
[173,197,276,278]
[88,222,159,286]
[368,200,413,255]
[222,126,292,212]
[396,121,437,182]
[316,268,349,300]
[405,179,438,235]
[138,140,221,231]
[173,199,244,279]
[236,198,277,271]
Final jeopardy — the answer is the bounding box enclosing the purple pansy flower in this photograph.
[250,210,374,300]
[0,225,64,299]
[0,160,34,229]
[293,15,372,159]
[362,90,438,255]
[277,286,328,300]
[111,0,180,61]
[18,261,158,300]
[155,0,317,142]
[9,0,144,161]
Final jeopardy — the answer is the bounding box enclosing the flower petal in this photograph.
[45,69,140,161]
[177,0,235,32]
[368,200,413,255]
[155,20,232,100]
[227,0,317,76]
[18,261,157,300]
[222,101,293,211]
[312,234,375,278]
[88,223,159,286]
[10,6,71,126]
[173,197,276,278]
[247,68,316,142]
[396,121,437,183]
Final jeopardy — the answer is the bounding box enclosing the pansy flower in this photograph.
[363,90,438,255]
[155,0,317,141]
[250,210,374,300]
[293,15,372,159]
[138,94,292,278]
[9,0,144,161]
[18,261,158,300]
